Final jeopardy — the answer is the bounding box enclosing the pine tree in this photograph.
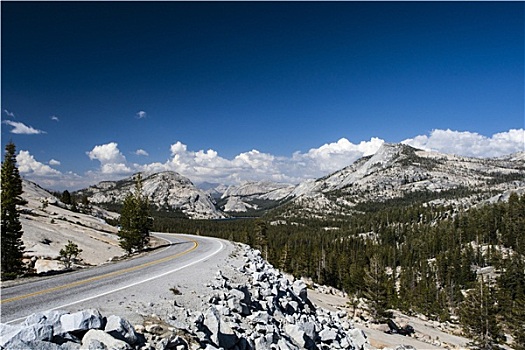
[254,220,268,260]
[118,174,151,254]
[59,240,82,269]
[459,277,502,349]
[363,255,392,322]
[1,142,26,279]
[61,190,71,205]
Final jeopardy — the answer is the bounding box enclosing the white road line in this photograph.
[6,238,224,325]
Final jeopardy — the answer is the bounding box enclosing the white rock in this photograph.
[81,329,131,350]
[0,323,53,348]
[34,259,66,274]
[104,315,139,345]
[60,309,104,334]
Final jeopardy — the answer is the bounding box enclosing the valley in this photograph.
[2,143,524,349]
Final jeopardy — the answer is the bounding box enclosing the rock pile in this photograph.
[1,246,371,350]
[141,246,371,350]
[0,308,141,349]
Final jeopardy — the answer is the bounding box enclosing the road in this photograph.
[1,233,227,325]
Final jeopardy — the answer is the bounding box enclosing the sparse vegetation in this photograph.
[59,240,83,269]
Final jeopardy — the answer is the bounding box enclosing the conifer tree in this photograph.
[1,142,25,279]
[118,174,151,253]
[459,277,502,349]
[254,220,268,260]
[363,255,392,322]
[61,190,71,205]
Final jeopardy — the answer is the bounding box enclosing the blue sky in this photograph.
[2,2,524,190]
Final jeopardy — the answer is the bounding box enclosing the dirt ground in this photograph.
[308,288,470,349]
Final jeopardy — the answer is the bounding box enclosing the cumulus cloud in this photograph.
[50,115,60,122]
[3,109,15,118]
[17,151,61,176]
[402,129,525,158]
[297,137,384,173]
[135,149,149,156]
[16,128,525,191]
[136,137,385,185]
[87,142,131,174]
[2,120,46,135]
[136,111,147,119]
[11,150,90,190]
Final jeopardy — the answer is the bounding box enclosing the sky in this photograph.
[1,2,524,191]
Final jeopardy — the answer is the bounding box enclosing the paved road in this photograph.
[1,233,225,324]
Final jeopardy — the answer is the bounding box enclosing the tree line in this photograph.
[152,193,525,349]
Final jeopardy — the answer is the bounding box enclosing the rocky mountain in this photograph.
[279,143,525,219]
[217,181,295,214]
[77,171,224,220]
[74,145,525,220]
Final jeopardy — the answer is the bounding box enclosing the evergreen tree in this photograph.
[59,240,82,269]
[459,277,502,349]
[118,174,152,254]
[363,255,392,322]
[254,220,268,260]
[1,142,26,279]
[61,190,72,205]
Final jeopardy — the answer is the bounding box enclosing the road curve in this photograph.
[1,233,226,324]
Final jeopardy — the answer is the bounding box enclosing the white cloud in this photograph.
[50,115,60,122]
[297,137,384,173]
[87,142,131,175]
[14,128,525,191]
[137,138,385,185]
[402,129,525,158]
[136,111,147,119]
[135,149,149,156]
[17,151,61,176]
[2,120,46,135]
[3,109,15,118]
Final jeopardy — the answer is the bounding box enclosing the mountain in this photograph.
[278,143,525,219]
[77,171,224,219]
[217,181,295,214]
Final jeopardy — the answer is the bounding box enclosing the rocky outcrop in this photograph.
[78,171,224,219]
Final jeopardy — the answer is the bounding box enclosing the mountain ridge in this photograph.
[73,144,525,220]
[76,171,224,219]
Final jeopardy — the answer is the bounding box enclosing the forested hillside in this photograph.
[153,193,525,349]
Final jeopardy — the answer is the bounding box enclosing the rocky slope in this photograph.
[218,181,295,213]
[77,171,224,219]
[17,180,124,273]
[280,143,525,219]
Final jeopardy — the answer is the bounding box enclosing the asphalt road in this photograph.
[1,233,226,324]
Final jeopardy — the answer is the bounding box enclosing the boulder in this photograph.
[81,329,131,350]
[104,315,139,345]
[284,324,305,348]
[203,307,238,349]
[292,280,308,303]
[60,309,104,334]
[0,322,53,348]
[34,259,66,274]
[4,339,63,350]
[319,328,337,343]
[348,328,368,349]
